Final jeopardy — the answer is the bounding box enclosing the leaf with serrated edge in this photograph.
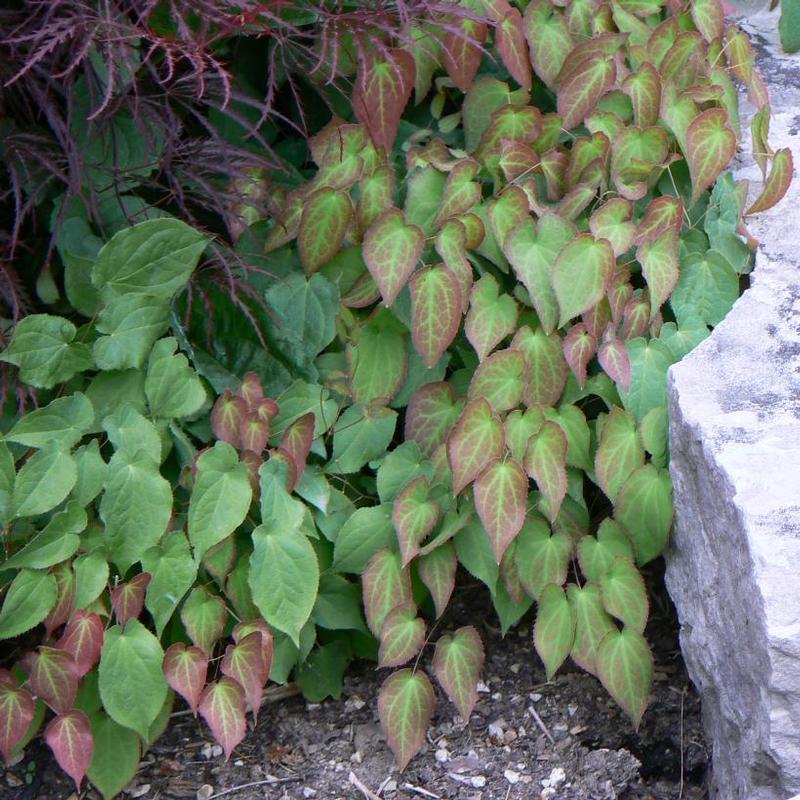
[298,187,352,274]
[474,459,527,564]
[524,421,568,522]
[44,711,93,791]
[432,625,484,720]
[465,274,518,360]
[638,230,679,319]
[417,543,458,618]
[497,8,532,90]
[199,678,246,760]
[595,408,644,502]
[362,549,413,637]
[111,572,151,626]
[442,19,488,92]
[589,199,635,257]
[552,234,614,328]
[467,349,525,413]
[567,582,616,676]
[599,337,632,392]
[410,267,461,369]
[447,398,504,495]
[221,631,268,720]
[0,683,34,762]
[746,148,793,214]
[511,326,569,407]
[557,54,616,130]
[514,517,572,599]
[596,627,653,729]
[163,643,208,714]
[563,323,596,388]
[55,611,104,678]
[601,557,649,633]
[363,209,424,306]
[577,519,635,582]
[378,669,435,770]
[534,584,576,680]
[25,646,77,714]
[686,109,736,205]
[379,602,426,668]
[181,588,227,655]
[393,476,439,566]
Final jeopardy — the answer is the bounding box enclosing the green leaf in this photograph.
[71,441,107,506]
[474,459,527,564]
[98,619,168,739]
[3,501,85,570]
[523,2,572,89]
[93,295,170,370]
[379,669,436,773]
[462,78,528,152]
[348,310,408,404]
[145,338,206,419]
[103,404,162,464]
[524,421,568,522]
[464,275,518,361]
[622,63,661,128]
[377,442,429,503]
[405,167,447,235]
[409,266,462,369]
[379,602,426,668]
[557,54,616,129]
[188,442,252,561]
[0,442,13,524]
[614,464,673,565]
[780,0,800,53]
[594,408,644,501]
[544,405,592,473]
[361,548,412,636]
[92,218,207,302]
[577,518,635,582]
[601,557,648,633]
[618,338,675,422]
[5,393,94,450]
[249,524,319,646]
[87,713,141,800]
[513,517,572,599]
[180,588,227,654]
[567,582,616,676]
[332,504,395,572]
[671,249,738,327]
[0,314,92,389]
[447,398,504,495]
[596,627,653,728]
[141,531,198,637]
[533,584,576,679]
[512,325,569,407]
[296,642,349,702]
[73,552,110,610]
[404,383,462,458]
[685,108,737,204]
[12,446,77,519]
[99,449,172,573]
[393,476,439,566]
[312,574,367,632]
[467,350,525,413]
[552,235,615,327]
[432,625,484,719]
[328,404,397,474]
[417,543,457,618]
[454,519,500,592]
[639,405,668,467]
[638,230,679,318]
[0,569,57,639]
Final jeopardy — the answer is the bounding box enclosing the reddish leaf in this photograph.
[467,349,526,412]
[442,18,488,92]
[583,298,612,342]
[211,391,246,448]
[298,187,352,274]
[232,619,274,681]
[685,108,737,204]
[563,323,597,388]
[111,573,151,626]
[510,325,569,407]
[199,678,247,760]
[637,230,679,318]
[409,266,462,368]
[447,398,505,495]
[524,421,568,522]
[44,710,93,791]
[635,196,683,245]
[524,1,573,89]
[379,602,426,668]
[163,643,209,714]
[353,48,415,152]
[621,293,651,341]
[279,412,314,487]
[557,54,616,130]
[405,382,462,458]
[393,476,439,567]
[746,148,794,215]
[240,450,263,497]
[221,632,269,720]
[417,543,458,618]
[497,9,532,90]
[362,549,413,637]
[236,373,265,411]
[0,684,34,763]
[498,140,539,183]
[474,459,528,563]
[25,646,78,714]
[465,274,519,361]
[436,159,482,224]
[598,337,632,392]
[622,63,661,128]
[378,669,435,771]
[432,626,484,720]
[56,610,104,679]
[691,0,724,42]
[44,561,76,637]
[589,199,635,258]
[239,413,270,454]
[363,208,425,307]
[435,220,473,312]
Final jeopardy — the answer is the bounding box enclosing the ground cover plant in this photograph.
[0,0,793,797]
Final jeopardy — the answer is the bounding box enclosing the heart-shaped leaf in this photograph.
[596,627,653,729]
[447,398,504,495]
[180,588,228,655]
[379,601,426,668]
[524,421,568,522]
[221,631,269,720]
[601,557,649,633]
[465,274,518,361]
[25,646,78,714]
[589,199,635,257]
[442,18,487,93]
[199,678,247,760]
[393,476,440,566]
[746,147,793,214]
[638,230,679,318]
[111,572,151,626]
[497,8,532,90]
[524,2,572,89]
[686,108,737,204]
[552,234,615,327]
[533,584,576,680]
[598,336,632,392]
[513,517,572,599]
[0,682,34,762]
[563,323,597,388]
[577,519,635,582]
[417,543,458,618]
[163,642,208,715]
[55,610,104,679]
[622,63,661,128]
[595,408,644,502]
[44,710,93,791]
[362,549,413,636]
[511,326,569,407]
[567,582,616,676]
[468,349,526,412]
[410,266,462,368]
[432,626,484,719]
[378,669,436,770]
[404,383,462,458]
[298,187,352,274]
[557,54,616,129]
[474,458,527,563]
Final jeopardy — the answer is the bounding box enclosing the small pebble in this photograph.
[435,748,450,763]
[196,785,214,800]
[382,779,398,792]
[548,767,566,787]
[487,719,505,740]
[504,769,521,784]
[234,759,243,766]
[303,789,317,798]
[345,695,366,712]
[306,702,321,711]
[510,663,521,674]
[541,788,557,799]
[529,692,543,702]
[471,776,487,788]
[129,785,151,798]
[477,680,491,693]
[350,751,363,764]
[491,691,503,701]
[567,705,578,716]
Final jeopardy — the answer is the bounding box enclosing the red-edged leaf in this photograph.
[56,610,104,679]
[686,109,737,204]
[211,390,246,448]
[568,582,617,676]
[378,669,435,770]
[199,678,246,760]
[409,266,461,368]
[44,561,76,637]
[533,583,576,680]
[596,627,653,729]
[497,9,532,90]
[221,632,268,720]
[583,298,611,341]
[724,26,768,108]
[363,208,424,307]
[635,196,683,245]
[589,199,635,258]
[746,148,794,215]
[163,643,209,714]
[237,373,266,412]
[447,398,504,495]
[405,382,462,458]
[596,407,645,502]
[44,710,93,791]
[661,31,705,90]
[552,234,615,327]
[524,421,568,522]
[437,159,481,224]
[435,219,473,312]
[598,337,632,392]
[638,230,679,318]
[557,54,616,130]
[393,476,440,566]
[353,48,414,152]
[467,349,526,412]
[432,626,484,719]
[362,549,413,637]
[488,186,531,252]
[0,684,34,762]
[280,412,314,487]
[464,274,519,361]
[240,413,270,454]
[510,325,569,407]
[417,543,458,618]
[111,573,151,626]
[379,602,426,668]
[357,164,396,231]
[691,0,724,42]
[232,619,274,680]
[24,646,78,714]
[622,63,661,128]
[442,19,488,92]
[498,141,539,183]
[298,187,352,273]
[523,1,573,89]
[240,450,263,496]
[563,323,597,388]
[474,459,527,563]
[621,293,650,341]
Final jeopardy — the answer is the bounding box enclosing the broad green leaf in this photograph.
[3,501,85,570]
[145,337,206,419]
[311,574,367,632]
[86,368,146,422]
[435,220,473,312]
[87,713,141,800]
[746,148,794,215]
[100,449,172,573]
[557,54,616,129]
[618,338,675,422]
[552,235,615,328]
[454,519,500,592]
[297,187,352,273]
[671,249,738,328]
[437,159,482,224]
[404,383,462,458]
[362,548,412,636]
[405,167,447,235]
[686,109,737,204]
[595,408,644,501]
[691,0,724,42]
[348,311,408,404]
[0,314,92,389]
[199,678,247,760]
[5,393,94,450]
[73,552,110,610]
[142,531,198,636]
[98,619,167,739]
[511,325,569,407]
[93,294,170,370]
[295,641,349,702]
[567,582,616,675]
[638,230,679,317]
[524,421,568,522]
[639,405,669,467]
[332,504,394,572]
[780,0,800,53]
[614,464,673,565]
[188,442,252,561]
[92,218,206,302]
[513,517,572,599]
[474,459,527,564]
[505,407,544,463]
[492,574,534,634]
[379,602,426,668]
[622,63,661,128]
[409,266,461,369]
[464,274,518,360]
[533,584,576,679]
[432,626,484,719]
[589,199,636,257]
[467,349,525,412]
[462,78,528,152]
[377,442,430,503]
[72,441,107,506]
[0,442,12,524]
[328,404,397,474]
[180,588,228,655]
[393,476,439,566]
[601,557,648,633]
[544,405,593,473]
[271,380,338,441]
[577,518,635,581]
[0,569,57,640]
[249,524,319,646]
[447,398,504,494]
[13,446,77,519]
[596,627,653,728]
[417,543,458,618]
[523,1,572,89]
[378,669,435,770]
[103,404,161,464]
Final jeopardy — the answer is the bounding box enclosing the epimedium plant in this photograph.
[0,0,794,795]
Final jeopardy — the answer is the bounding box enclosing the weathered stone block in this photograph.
[664,10,800,800]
